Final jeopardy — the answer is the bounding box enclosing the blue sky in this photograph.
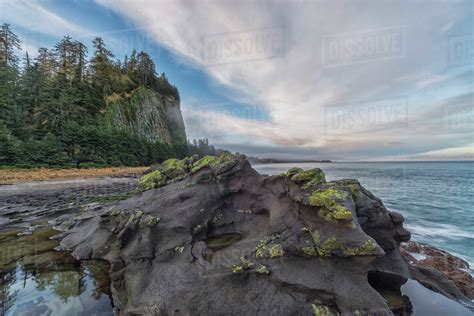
[1,0,473,161]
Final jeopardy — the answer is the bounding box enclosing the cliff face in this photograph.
[53,155,473,315]
[105,87,187,145]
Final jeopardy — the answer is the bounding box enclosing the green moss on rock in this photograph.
[308,188,346,206]
[138,153,241,191]
[161,158,187,179]
[302,229,377,257]
[286,167,304,178]
[138,157,190,190]
[93,192,132,203]
[308,188,353,222]
[138,170,167,190]
[342,240,377,256]
[290,168,326,189]
[315,234,343,257]
[191,155,217,173]
[254,234,283,258]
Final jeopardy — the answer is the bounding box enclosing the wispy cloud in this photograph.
[0,0,90,37]
[395,144,474,161]
[98,1,474,159]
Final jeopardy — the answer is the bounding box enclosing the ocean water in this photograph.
[253,161,474,266]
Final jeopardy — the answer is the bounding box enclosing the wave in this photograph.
[405,223,474,240]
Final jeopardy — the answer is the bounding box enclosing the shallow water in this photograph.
[253,161,474,266]
[401,280,472,315]
[0,228,113,315]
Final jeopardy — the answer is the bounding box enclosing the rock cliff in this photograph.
[104,86,187,145]
[52,154,473,315]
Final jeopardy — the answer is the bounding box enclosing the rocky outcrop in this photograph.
[104,86,187,145]
[401,241,474,299]
[51,154,473,315]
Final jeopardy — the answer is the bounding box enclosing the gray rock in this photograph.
[54,155,473,315]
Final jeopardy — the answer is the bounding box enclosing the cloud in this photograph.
[97,0,473,159]
[0,0,90,37]
[396,144,474,161]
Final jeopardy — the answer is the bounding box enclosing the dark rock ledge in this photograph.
[50,154,474,315]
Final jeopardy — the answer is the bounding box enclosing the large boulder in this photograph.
[52,154,473,315]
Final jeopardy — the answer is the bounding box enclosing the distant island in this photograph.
[247,156,332,164]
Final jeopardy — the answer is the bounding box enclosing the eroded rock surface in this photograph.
[50,154,473,315]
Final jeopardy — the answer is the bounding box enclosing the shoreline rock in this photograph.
[49,154,473,315]
[401,241,474,299]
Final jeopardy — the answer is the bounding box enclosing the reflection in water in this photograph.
[369,271,473,315]
[401,280,473,316]
[0,227,113,315]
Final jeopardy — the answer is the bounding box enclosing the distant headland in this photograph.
[247,156,332,164]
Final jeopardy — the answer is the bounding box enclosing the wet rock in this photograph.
[401,241,474,299]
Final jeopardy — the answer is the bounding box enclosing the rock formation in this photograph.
[104,86,187,145]
[52,154,473,315]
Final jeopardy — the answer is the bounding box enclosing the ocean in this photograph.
[252,161,474,266]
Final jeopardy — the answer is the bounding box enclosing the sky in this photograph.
[1,0,473,161]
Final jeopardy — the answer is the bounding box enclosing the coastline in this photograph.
[0,156,472,314]
[0,166,147,184]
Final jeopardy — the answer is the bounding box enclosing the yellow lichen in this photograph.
[256,264,270,274]
[254,234,283,258]
[316,236,343,257]
[231,256,253,273]
[269,244,284,257]
[255,239,267,258]
[342,240,377,256]
[308,188,353,222]
[239,256,254,269]
[140,215,160,227]
[308,188,346,207]
[311,303,332,316]
[127,208,143,224]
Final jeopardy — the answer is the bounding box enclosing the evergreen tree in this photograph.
[0,25,187,167]
[136,51,156,86]
[0,23,21,68]
[54,36,75,80]
[36,47,57,76]
[73,40,88,82]
[90,37,115,95]
[0,23,21,124]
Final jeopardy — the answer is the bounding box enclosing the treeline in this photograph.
[0,23,185,168]
[188,138,230,157]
